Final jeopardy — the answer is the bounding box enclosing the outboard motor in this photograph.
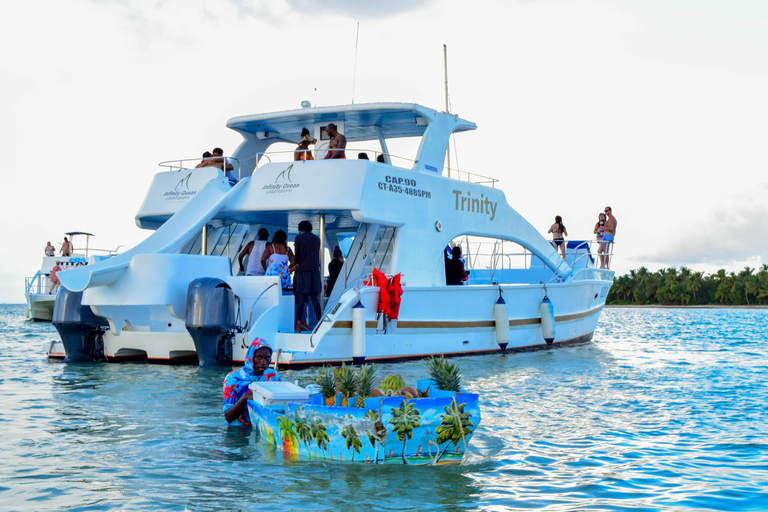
[185,277,237,367]
[52,287,109,363]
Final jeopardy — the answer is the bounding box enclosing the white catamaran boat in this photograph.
[53,102,614,366]
[26,232,119,323]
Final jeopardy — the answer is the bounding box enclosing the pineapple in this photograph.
[334,363,357,406]
[425,355,462,392]
[354,364,378,407]
[316,366,336,405]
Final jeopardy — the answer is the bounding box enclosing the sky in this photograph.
[2,0,767,303]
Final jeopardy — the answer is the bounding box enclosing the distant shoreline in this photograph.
[606,304,768,309]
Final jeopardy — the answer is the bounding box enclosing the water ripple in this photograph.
[1,305,768,510]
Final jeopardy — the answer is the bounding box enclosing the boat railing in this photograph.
[462,238,616,274]
[25,272,51,296]
[158,156,242,181]
[443,167,498,188]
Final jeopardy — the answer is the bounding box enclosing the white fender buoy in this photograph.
[352,300,366,364]
[539,296,556,345]
[494,295,510,351]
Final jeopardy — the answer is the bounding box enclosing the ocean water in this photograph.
[1,304,767,511]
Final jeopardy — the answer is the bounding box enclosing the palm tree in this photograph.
[341,424,362,461]
[277,416,298,453]
[435,399,474,463]
[311,418,329,459]
[364,410,380,463]
[388,400,421,464]
[294,416,313,455]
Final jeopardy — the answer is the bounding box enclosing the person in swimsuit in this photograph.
[261,230,295,290]
[294,128,316,161]
[594,213,607,268]
[60,237,73,257]
[45,242,55,257]
[547,216,568,259]
[324,123,346,159]
[601,206,617,269]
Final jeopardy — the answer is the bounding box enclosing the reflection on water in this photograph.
[1,305,768,510]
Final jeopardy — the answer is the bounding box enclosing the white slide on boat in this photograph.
[59,177,248,292]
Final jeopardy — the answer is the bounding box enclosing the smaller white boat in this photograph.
[27,233,119,353]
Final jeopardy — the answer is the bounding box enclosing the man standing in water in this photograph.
[601,206,617,269]
[324,123,346,159]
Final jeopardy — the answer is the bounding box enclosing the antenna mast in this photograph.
[444,44,451,176]
[352,22,360,104]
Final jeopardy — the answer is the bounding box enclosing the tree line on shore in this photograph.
[606,265,768,306]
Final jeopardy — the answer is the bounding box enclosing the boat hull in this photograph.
[27,294,55,322]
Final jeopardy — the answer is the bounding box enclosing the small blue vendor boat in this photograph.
[247,379,480,465]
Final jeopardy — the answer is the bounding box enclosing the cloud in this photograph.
[283,0,433,19]
[637,184,768,268]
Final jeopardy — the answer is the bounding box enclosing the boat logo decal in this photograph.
[174,173,192,191]
[263,164,300,195]
[162,172,198,201]
[452,190,497,221]
[377,175,431,199]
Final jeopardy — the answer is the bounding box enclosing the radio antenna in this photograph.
[352,22,360,104]
[444,44,451,176]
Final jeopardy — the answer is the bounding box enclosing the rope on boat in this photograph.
[451,397,469,466]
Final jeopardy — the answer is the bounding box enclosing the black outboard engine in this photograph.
[52,288,109,363]
[185,277,238,367]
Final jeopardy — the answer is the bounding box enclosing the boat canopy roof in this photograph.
[226,102,476,143]
[65,232,94,237]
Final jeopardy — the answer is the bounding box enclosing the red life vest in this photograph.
[387,273,404,320]
[370,268,390,316]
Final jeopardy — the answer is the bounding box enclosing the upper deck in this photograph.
[227,103,477,178]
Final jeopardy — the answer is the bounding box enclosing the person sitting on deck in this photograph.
[358,152,369,160]
[294,128,316,161]
[324,123,346,159]
[223,338,281,426]
[376,154,386,163]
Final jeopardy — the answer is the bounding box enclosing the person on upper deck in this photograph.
[223,338,281,426]
[548,216,568,259]
[376,154,386,163]
[324,123,346,159]
[195,151,213,168]
[294,128,317,161]
[601,206,617,269]
[196,148,237,184]
[45,242,55,257]
[60,237,73,257]
[239,228,271,276]
[358,152,369,160]
[291,220,322,333]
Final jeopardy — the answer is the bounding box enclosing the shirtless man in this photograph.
[324,123,346,159]
[60,237,73,257]
[601,206,617,269]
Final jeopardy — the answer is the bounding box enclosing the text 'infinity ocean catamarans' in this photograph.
[51,102,614,366]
